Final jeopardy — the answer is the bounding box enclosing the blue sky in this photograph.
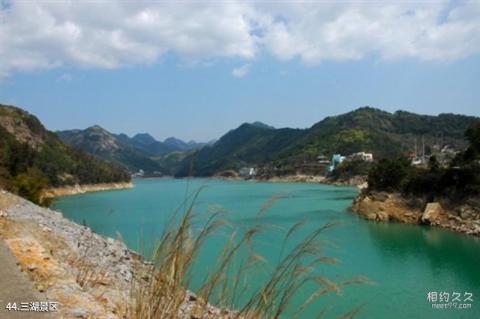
[0,1,479,141]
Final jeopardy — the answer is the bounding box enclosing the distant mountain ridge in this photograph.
[57,127,206,175]
[131,133,157,146]
[54,106,479,178]
[164,137,207,151]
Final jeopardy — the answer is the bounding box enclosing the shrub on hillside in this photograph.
[331,159,372,181]
[367,157,410,192]
[11,168,49,205]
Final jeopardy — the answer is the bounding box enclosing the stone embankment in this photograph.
[351,192,480,236]
[0,189,139,318]
[42,182,133,199]
[0,190,229,318]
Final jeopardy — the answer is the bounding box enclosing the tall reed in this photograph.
[123,187,366,319]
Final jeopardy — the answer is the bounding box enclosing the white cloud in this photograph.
[0,1,257,76]
[232,64,250,78]
[260,1,480,64]
[0,0,479,77]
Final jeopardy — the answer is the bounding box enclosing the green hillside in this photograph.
[175,123,304,177]
[176,107,478,177]
[282,107,475,159]
[0,104,130,204]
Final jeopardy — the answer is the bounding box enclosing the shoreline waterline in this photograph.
[42,181,134,199]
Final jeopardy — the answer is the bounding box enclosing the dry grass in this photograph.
[121,187,367,319]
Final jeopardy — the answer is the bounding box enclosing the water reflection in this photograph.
[365,221,480,286]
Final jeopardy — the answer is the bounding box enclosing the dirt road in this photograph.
[0,241,54,319]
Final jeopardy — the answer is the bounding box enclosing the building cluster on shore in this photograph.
[409,144,459,166]
[237,151,374,179]
[326,152,374,172]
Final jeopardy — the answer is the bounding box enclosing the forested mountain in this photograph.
[0,104,130,204]
[176,107,479,177]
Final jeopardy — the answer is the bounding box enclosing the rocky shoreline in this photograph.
[210,173,327,183]
[351,192,480,236]
[42,182,133,199]
[0,190,227,318]
[256,174,328,183]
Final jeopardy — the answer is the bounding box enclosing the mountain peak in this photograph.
[86,125,109,133]
[251,121,275,129]
[164,136,183,144]
[164,136,206,151]
[132,133,157,145]
[350,106,390,115]
[237,121,275,130]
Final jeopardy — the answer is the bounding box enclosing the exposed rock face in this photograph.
[351,191,480,236]
[351,192,422,224]
[65,125,121,154]
[327,175,368,187]
[214,170,239,179]
[422,203,443,224]
[0,106,45,149]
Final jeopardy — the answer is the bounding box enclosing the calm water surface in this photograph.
[53,179,480,319]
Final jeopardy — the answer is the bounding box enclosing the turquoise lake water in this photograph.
[52,178,480,319]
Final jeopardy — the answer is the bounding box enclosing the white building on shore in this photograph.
[348,152,374,162]
[239,167,256,177]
